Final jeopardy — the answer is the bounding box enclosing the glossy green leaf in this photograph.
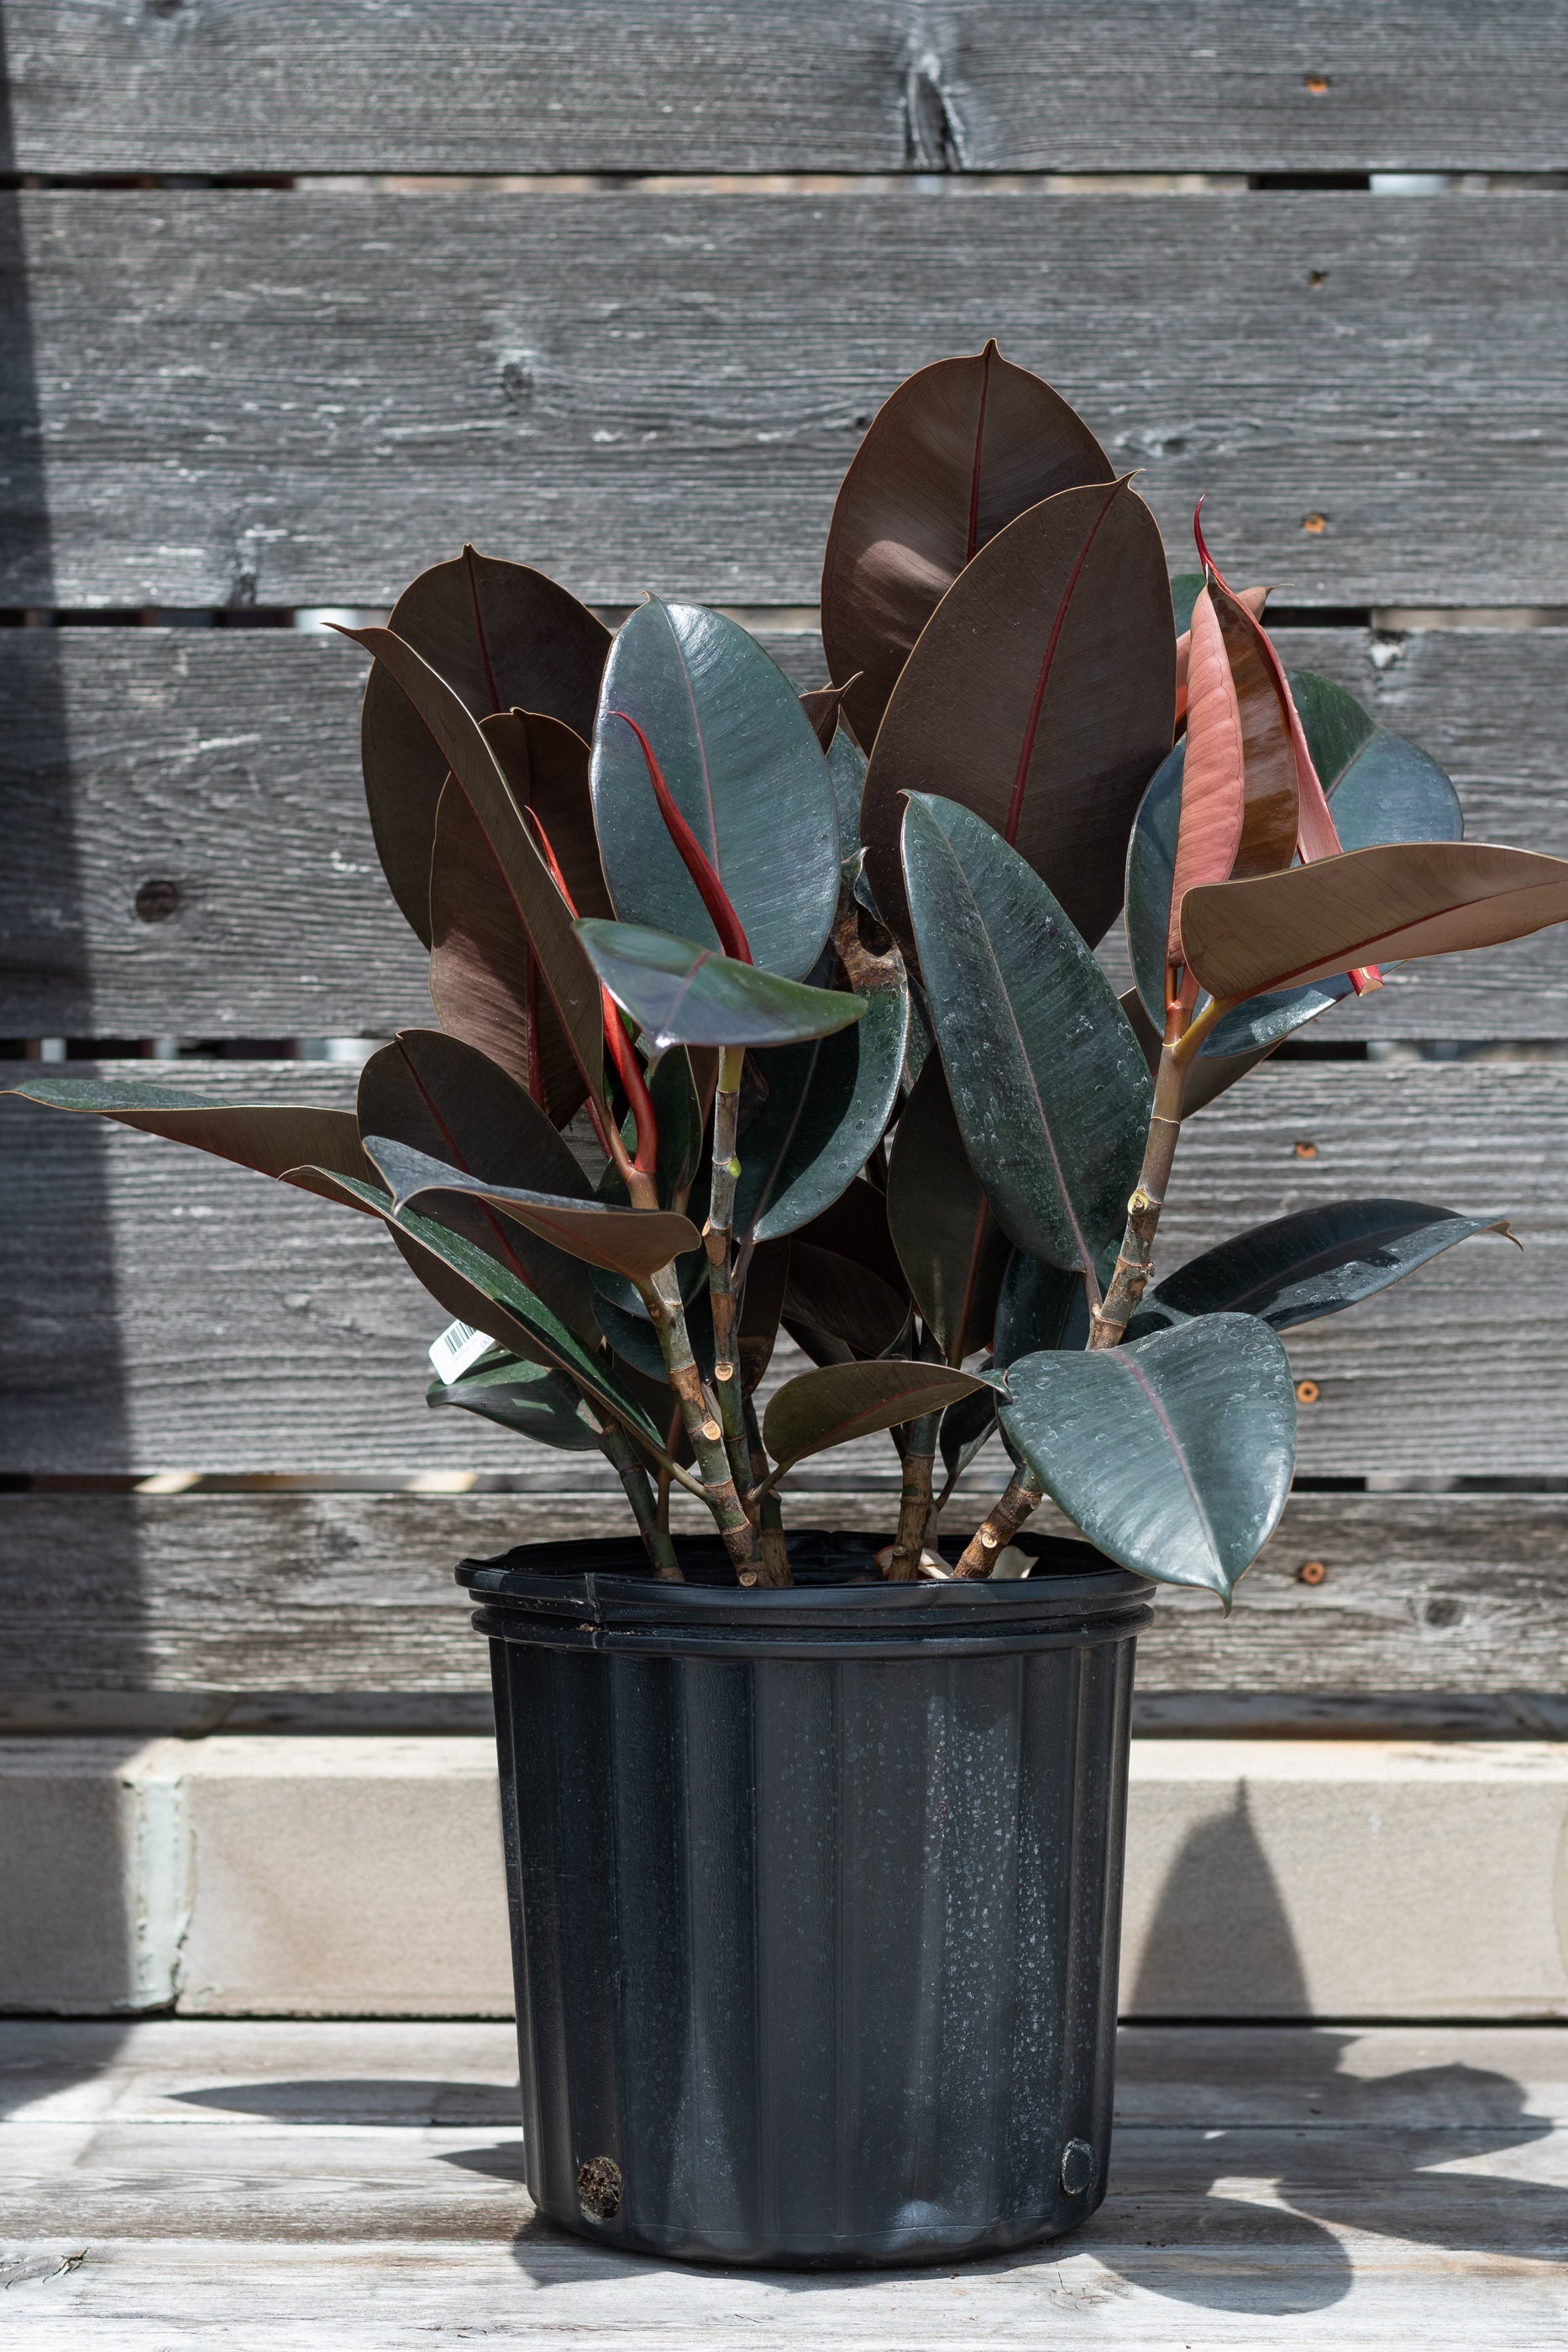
[862,481,1175,955]
[1119,984,1277,1120]
[1183,840,1568,1003]
[826,725,868,870]
[1130,1199,1517,1336]
[821,341,1114,751]
[590,1048,712,1329]
[599,1046,708,1215]
[901,794,1152,1276]
[589,1239,708,1339]
[938,1380,999,1490]
[1285,669,1375,786]
[3,1078,372,1208]
[999,1315,1297,1604]
[764,1358,1000,1471]
[612,1357,691,1464]
[427,1352,602,1452]
[595,1279,716,1388]
[360,547,609,944]
[338,623,605,1102]
[737,1238,791,1394]
[885,1056,1010,1360]
[364,1134,700,1283]
[733,958,908,1245]
[577,920,866,1053]
[292,1168,663,1450]
[993,1248,1090,1368]
[590,599,840,979]
[1169,572,1206,638]
[357,1031,596,1341]
[428,711,612,1123]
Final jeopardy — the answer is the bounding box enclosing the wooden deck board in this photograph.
[1,2022,1564,2343]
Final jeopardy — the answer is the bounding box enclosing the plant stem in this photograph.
[1092,990,1242,1350]
[594,1416,683,1579]
[742,1390,793,1588]
[1089,1038,1184,1350]
[950,1471,1045,1578]
[642,1259,759,1583]
[886,1413,940,1579]
[704,1043,745,1372]
[711,1359,755,1503]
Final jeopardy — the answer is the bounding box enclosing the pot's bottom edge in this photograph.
[534,2186,1108,2270]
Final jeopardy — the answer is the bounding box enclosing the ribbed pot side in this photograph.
[462,1534,1151,2269]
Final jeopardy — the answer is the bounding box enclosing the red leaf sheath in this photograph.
[528,806,659,1174]
[1189,506,1380,993]
[1169,587,1248,964]
[610,711,753,964]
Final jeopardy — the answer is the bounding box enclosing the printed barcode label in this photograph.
[428,1319,495,1384]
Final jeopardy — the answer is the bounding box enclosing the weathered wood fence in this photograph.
[3,2,1566,1727]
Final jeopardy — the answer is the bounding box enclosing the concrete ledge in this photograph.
[3,1736,1565,2019]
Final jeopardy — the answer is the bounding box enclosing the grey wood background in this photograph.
[7,192,1568,609]
[1,3,1563,1719]
[0,1058,1556,1479]
[4,1491,1565,1702]
[4,2,1566,174]
[5,627,1568,1038]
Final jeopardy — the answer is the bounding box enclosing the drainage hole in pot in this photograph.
[576,2155,623,2219]
[1060,2139,1095,2196]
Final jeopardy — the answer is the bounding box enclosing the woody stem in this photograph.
[641,1258,758,1583]
[951,1472,1046,1579]
[742,1389,793,1588]
[704,1043,744,1378]
[885,1417,939,1580]
[593,1415,683,1580]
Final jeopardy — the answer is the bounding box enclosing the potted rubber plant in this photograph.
[12,343,1568,2268]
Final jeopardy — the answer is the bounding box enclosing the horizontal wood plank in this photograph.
[7,192,1568,606]
[4,3,1567,175]
[6,625,1568,1037]
[3,1059,1566,1477]
[2,1489,1565,1700]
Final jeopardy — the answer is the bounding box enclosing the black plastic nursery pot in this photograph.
[457,1526,1153,2270]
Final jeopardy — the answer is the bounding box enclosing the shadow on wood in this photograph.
[0,18,146,2042]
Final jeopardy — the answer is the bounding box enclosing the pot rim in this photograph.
[458,1525,1155,1660]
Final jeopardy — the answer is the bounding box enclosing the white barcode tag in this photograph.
[427,1319,495,1385]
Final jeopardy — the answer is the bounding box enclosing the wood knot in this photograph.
[134,877,180,923]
